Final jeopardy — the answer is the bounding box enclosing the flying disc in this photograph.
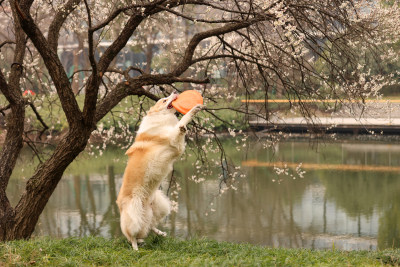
[172,90,203,114]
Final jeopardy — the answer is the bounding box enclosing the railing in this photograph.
[242,160,400,172]
[241,99,400,103]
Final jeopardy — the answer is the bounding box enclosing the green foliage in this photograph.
[0,236,396,266]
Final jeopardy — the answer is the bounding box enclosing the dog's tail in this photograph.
[120,194,145,237]
[126,196,145,228]
[119,196,145,250]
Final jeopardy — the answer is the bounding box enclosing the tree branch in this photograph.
[156,4,242,24]
[0,40,15,50]
[107,66,144,79]
[126,66,145,76]
[23,133,44,164]
[28,101,49,138]
[96,14,146,73]
[81,0,100,128]
[94,71,210,123]
[0,104,11,116]
[47,0,82,51]
[68,69,92,80]
[14,0,83,128]
[0,1,27,201]
[169,77,210,84]
[0,70,15,105]
[83,0,97,74]
[91,0,166,32]
[96,0,185,74]
[94,81,158,123]
[172,16,269,76]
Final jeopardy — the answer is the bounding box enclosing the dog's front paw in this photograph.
[179,125,187,133]
[191,104,204,114]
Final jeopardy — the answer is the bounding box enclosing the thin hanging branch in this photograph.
[0,40,15,50]
[27,101,49,138]
[0,104,10,116]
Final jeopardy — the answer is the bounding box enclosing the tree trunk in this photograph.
[0,127,91,240]
[0,104,25,241]
[0,0,27,241]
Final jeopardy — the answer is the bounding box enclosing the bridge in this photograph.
[242,99,400,134]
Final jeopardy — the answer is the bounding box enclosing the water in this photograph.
[7,138,400,250]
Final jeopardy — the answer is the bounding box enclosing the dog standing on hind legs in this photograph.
[116,92,203,250]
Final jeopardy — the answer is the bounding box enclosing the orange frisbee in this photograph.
[172,90,203,114]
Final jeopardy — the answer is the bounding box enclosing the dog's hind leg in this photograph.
[152,227,167,236]
[150,190,171,236]
[120,196,146,250]
[121,221,140,250]
[136,204,153,242]
[131,237,138,250]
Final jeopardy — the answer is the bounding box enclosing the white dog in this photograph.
[116,92,203,250]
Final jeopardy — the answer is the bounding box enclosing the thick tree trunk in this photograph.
[0,127,91,240]
[0,0,26,241]
[0,104,25,241]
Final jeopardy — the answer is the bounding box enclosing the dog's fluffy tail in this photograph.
[120,196,145,242]
[127,196,145,226]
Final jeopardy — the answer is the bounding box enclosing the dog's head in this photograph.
[147,92,178,115]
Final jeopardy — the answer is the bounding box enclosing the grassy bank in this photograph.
[1,236,400,266]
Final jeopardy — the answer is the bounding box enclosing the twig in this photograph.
[48,0,82,51]
[68,69,92,80]
[100,78,111,99]
[0,40,15,50]
[171,77,210,84]
[83,0,97,74]
[91,0,166,32]
[107,66,145,80]
[28,102,49,138]
[132,95,145,131]
[189,121,231,192]
[0,104,10,116]
[23,133,43,163]
[204,109,235,128]
[156,4,242,24]
[126,66,144,76]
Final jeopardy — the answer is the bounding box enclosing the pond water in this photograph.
[7,137,400,250]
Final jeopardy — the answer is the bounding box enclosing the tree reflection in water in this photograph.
[6,139,400,250]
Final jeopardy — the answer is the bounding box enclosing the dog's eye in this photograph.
[163,100,167,103]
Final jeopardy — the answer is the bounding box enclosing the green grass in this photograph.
[1,236,399,266]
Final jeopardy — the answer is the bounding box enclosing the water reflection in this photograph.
[6,139,400,250]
